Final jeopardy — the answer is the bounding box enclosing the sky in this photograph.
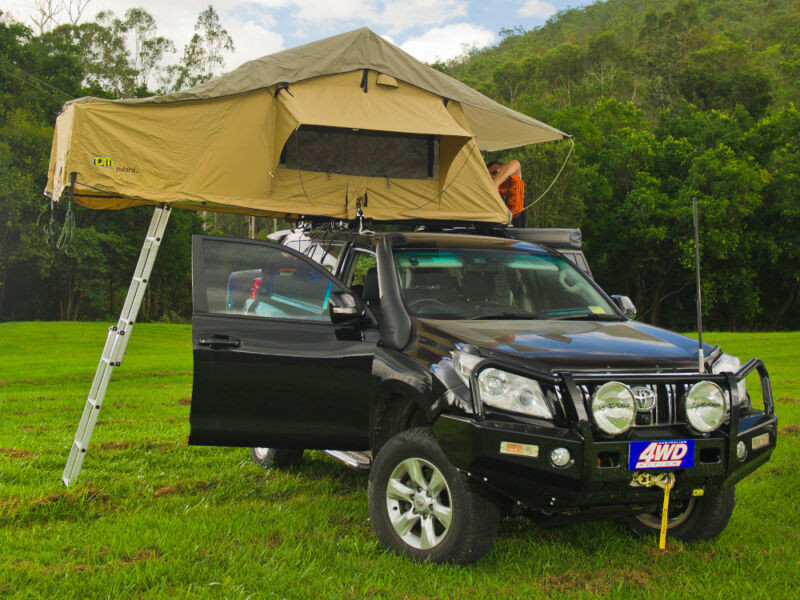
[3,0,595,69]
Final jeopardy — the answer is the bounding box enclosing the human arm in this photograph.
[490,159,521,189]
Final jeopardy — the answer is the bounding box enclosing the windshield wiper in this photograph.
[549,312,623,321]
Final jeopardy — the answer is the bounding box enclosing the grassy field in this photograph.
[0,322,798,599]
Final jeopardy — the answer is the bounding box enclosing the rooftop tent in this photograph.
[45,28,568,225]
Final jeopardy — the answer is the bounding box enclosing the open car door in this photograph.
[189,235,377,450]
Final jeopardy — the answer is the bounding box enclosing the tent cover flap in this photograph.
[68,28,567,151]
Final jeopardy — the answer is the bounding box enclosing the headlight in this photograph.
[477,368,553,419]
[685,381,728,432]
[712,352,747,403]
[591,382,635,435]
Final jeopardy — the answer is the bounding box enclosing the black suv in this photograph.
[188,227,777,564]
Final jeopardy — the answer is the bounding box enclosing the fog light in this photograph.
[736,440,747,461]
[550,447,571,468]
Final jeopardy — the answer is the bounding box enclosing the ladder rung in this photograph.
[101,357,119,366]
[72,441,87,452]
[88,398,101,408]
[132,276,147,283]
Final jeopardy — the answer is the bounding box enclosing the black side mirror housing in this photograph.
[611,295,637,319]
[329,290,366,325]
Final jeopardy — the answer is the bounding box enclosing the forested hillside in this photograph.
[1,0,798,330]
[437,0,800,330]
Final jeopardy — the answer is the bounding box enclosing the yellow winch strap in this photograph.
[658,474,675,550]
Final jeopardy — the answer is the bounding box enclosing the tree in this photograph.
[492,60,524,103]
[29,0,91,34]
[168,5,234,91]
[122,8,175,91]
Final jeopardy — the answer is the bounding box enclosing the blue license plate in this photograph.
[629,439,694,470]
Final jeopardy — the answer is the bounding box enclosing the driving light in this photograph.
[550,447,572,468]
[591,382,635,435]
[736,440,747,461]
[712,353,747,403]
[685,381,727,432]
[477,368,552,419]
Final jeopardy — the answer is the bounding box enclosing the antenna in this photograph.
[692,196,704,372]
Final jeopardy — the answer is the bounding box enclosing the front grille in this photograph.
[580,383,686,427]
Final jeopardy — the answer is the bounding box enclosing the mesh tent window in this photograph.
[280,125,438,180]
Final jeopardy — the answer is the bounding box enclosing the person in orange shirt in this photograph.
[487,159,526,228]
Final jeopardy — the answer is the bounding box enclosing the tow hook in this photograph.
[631,472,676,550]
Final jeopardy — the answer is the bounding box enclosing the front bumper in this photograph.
[432,359,777,511]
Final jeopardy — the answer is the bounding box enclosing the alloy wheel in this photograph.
[385,457,453,549]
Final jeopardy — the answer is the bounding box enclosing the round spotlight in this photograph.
[736,440,747,461]
[550,447,572,468]
[591,382,635,435]
[685,381,727,433]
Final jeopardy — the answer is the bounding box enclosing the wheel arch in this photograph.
[371,380,437,455]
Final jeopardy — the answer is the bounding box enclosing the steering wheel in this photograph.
[559,269,581,293]
[408,298,447,312]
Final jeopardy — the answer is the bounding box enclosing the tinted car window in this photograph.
[200,240,333,321]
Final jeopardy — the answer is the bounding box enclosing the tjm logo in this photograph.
[93,155,114,168]
[630,440,694,470]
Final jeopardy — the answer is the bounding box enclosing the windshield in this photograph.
[392,247,619,320]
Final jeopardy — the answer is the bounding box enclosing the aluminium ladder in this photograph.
[62,205,171,486]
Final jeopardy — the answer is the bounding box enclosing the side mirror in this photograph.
[611,295,637,319]
[328,290,366,325]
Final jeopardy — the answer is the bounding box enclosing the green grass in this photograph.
[1,322,798,599]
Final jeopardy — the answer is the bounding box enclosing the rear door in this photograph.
[189,235,377,450]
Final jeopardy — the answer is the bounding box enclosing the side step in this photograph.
[324,450,371,470]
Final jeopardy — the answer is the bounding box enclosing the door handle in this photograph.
[198,335,241,349]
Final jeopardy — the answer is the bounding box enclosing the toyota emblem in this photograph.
[632,387,656,411]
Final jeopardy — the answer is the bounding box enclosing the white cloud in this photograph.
[380,0,467,34]
[292,0,379,23]
[519,0,556,19]
[274,0,467,33]
[400,23,494,63]
[225,18,284,65]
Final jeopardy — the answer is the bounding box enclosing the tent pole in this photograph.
[62,205,172,486]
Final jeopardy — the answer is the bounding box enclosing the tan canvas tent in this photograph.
[46,27,568,225]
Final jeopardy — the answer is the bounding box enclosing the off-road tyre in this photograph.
[624,486,735,542]
[250,447,304,469]
[368,427,501,564]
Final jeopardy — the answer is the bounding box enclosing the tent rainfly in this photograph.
[56,29,570,486]
[46,27,568,225]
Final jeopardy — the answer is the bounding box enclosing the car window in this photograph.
[200,240,335,322]
[350,251,377,286]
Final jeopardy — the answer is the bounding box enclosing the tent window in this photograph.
[280,125,439,179]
